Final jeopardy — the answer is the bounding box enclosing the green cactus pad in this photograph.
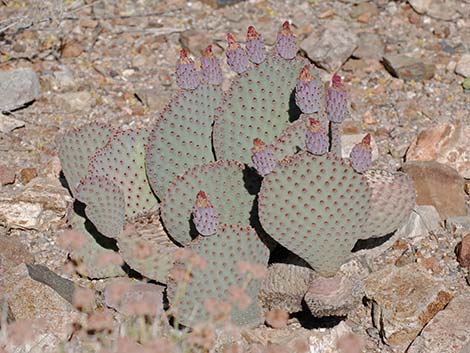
[146,84,223,199]
[116,209,178,284]
[58,122,115,195]
[76,175,126,238]
[259,151,371,277]
[161,160,255,245]
[363,169,416,238]
[271,115,309,162]
[68,212,125,279]
[167,223,269,327]
[89,129,158,218]
[213,55,305,164]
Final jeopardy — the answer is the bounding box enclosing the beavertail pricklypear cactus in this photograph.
[58,21,416,327]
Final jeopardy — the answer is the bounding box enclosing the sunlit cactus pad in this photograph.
[146,84,223,199]
[364,169,416,238]
[167,223,269,327]
[213,55,305,164]
[58,122,115,195]
[259,151,371,276]
[89,129,158,218]
[161,160,255,245]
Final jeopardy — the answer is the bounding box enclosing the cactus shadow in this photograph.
[59,170,73,197]
[292,301,346,329]
[351,232,394,252]
[288,89,302,123]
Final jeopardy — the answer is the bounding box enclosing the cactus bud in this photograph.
[226,33,249,74]
[295,65,324,114]
[193,191,219,236]
[200,45,223,85]
[350,134,372,173]
[305,118,329,156]
[251,138,277,177]
[327,74,348,123]
[176,48,200,90]
[246,26,266,64]
[275,21,297,60]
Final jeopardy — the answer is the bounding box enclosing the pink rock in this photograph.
[406,122,470,178]
[0,164,15,186]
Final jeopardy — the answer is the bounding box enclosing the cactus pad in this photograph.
[192,191,219,236]
[226,33,249,74]
[146,84,223,199]
[305,118,329,156]
[251,138,277,177]
[295,65,324,114]
[213,55,305,164]
[349,134,372,173]
[176,48,200,90]
[161,160,255,245]
[58,122,115,195]
[275,21,297,60]
[259,151,371,276]
[76,175,126,238]
[327,75,348,124]
[363,169,416,238]
[167,223,269,327]
[200,45,223,85]
[89,129,158,218]
[246,26,266,64]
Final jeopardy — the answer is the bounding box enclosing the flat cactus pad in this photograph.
[259,151,371,276]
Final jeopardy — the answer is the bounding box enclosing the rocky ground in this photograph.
[0,0,470,352]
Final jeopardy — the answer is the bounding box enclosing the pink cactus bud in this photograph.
[275,21,297,60]
[350,134,372,173]
[176,48,200,90]
[251,138,277,177]
[305,118,329,156]
[295,65,324,114]
[332,74,343,89]
[200,45,223,85]
[327,74,348,123]
[246,26,266,64]
[193,191,218,236]
[226,33,249,74]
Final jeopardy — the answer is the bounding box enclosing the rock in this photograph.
[456,53,470,78]
[383,54,435,81]
[259,260,314,313]
[198,0,243,7]
[350,2,379,19]
[364,263,453,351]
[394,205,441,239]
[0,234,35,274]
[407,292,470,353]
[406,122,470,178]
[46,65,76,92]
[54,91,94,112]
[300,20,358,73]
[2,331,62,353]
[61,39,84,58]
[408,0,459,20]
[353,33,384,60]
[455,234,470,269]
[0,263,84,340]
[341,133,379,161]
[180,30,214,56]
[445,216,470,236]
[309,322,365,353]
[304,273,363,318]
[0,164,16,186]
[19,167,38,184]
[0,68,41,112]
[0,115,25,133]
[402,161,467,220]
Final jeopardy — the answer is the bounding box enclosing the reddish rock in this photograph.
[402,161,466,220]
[61,40,84,58]
[455,234,470,269]
[19,167,38,184]
[0,165,15,186]
[406,122,470,178]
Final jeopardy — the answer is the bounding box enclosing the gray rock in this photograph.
[364,263,453,351]
[455,53,470,78]
[409,0,459,20]
[300,20,358,73]
[53,91,94,112]
[0,68,41,112]
[353,33,384,60]
[407,292,470,353]
[0,115,25,133]
[394,205,442,239]
[445,216,470,235]
[383,54,435,81]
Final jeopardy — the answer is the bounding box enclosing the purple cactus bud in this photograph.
[350,134,372,173]
[295,65,324,114]
[275,21,297,60]
[306,118,329,156]
[200,45,223,85]
[251,138,277,177]
[226,33,249,74]
[246,26,266,64]
[176,48,200,90]
[193,191,218,236]
[327,74,349,123]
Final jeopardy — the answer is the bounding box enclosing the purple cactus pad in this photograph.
[327,74,348,123]
[350,134,372,173]
[176,48,200,90]
[305,118,329,156]
[200,45,223,85]
[226,33,249,74]
[251,138,277,177]
[295,65,324,114]
[193,191,219,236]
[275,21,297,60]
[246,26,266,64]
